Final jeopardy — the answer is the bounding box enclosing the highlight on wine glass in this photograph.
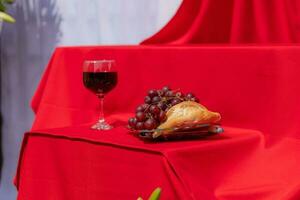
[83,60,118,130]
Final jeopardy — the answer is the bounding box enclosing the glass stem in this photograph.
[98,94,105,123]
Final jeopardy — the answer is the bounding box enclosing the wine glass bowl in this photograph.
[83,60,118,130]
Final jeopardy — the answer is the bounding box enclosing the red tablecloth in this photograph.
[16,45,300,200]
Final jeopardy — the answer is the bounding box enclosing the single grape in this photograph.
[144,96,152,104]
[185,93,194,99]
[171,98,182,106]
[135,122,144,130]
[166,91,174,97]
[144,118,157,130]
[136,112,146,122]
[152,96,161,104]
[150,105,160,115]
[175,92,184,98]
[162,86,170,93]
[128,117,137,128]
[159,111,167,122]
[136,105,144,113]
[148,89,158,98]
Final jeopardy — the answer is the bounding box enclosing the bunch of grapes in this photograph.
[128,86,199,130]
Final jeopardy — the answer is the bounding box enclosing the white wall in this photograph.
[56,0,181,45]
[0,0,181,199]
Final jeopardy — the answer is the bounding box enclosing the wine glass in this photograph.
[83,60,118,130]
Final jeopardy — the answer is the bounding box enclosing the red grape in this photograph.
[186,93,194,99]
[144,96,151,104]
[135,122,144,130]
[159,111,167,122]
[176,92,184,98]
[150,105,160,115]
[144,118,157,130]
[136,112,146,122]
[128,117,137,128]
[136,105,144,113]
[152,96,161,103]
[166,91,174,97]
[148,89,158,98]
[171,98,182,106]
[162,86,170,93]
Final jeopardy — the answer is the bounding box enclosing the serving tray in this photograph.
[129,124,224,141]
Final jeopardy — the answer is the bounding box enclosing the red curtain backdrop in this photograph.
[142,0,300,44]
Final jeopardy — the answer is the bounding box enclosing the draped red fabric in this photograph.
[142,0,300,44]
[15,46,300,199]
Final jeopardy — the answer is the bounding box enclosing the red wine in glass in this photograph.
[83,60,118,130]
[83,72,118,95]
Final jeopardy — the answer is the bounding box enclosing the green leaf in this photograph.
[0,11,15,23]
[3,0,14,4]
[148,188,161,200]
[0,2,6,12]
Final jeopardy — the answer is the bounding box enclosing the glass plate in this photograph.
[129,123,224,141]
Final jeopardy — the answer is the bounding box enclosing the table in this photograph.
[16,46,300,200]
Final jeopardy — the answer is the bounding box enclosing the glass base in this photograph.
[91,120,113,130]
